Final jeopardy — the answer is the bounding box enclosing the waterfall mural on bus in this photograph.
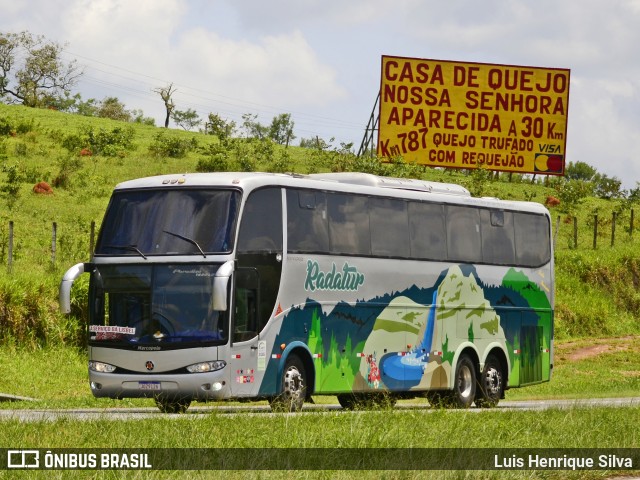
[258,264,552,396]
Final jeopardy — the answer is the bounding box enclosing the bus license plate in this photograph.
[138,381,161,391]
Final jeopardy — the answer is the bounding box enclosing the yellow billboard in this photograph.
[378,56,570,175]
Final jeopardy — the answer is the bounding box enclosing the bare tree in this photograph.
[153,83,177,128]
[0,31,83,107]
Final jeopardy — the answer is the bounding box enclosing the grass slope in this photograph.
[1,102,640,346]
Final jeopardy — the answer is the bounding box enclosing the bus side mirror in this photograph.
[213,260,235,311]
[59,263,87,314]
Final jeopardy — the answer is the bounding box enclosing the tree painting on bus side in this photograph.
[260,264,551,396]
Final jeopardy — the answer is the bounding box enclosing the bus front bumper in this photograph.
[88,369,231,401]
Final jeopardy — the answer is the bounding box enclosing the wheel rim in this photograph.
[457,364,473,399]
[483,366,502,396]
[283,365,304,403]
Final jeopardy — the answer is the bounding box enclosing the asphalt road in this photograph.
[1,397,639,422]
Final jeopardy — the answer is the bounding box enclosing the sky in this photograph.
[2,0,640,188]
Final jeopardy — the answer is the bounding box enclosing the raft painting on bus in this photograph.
[259,263,552,396]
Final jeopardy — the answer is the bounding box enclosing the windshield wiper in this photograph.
[163,230,207,258]
[104,245,147,259]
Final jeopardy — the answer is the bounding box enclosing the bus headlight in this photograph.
[89,361,116,373]
[186,360,226,373]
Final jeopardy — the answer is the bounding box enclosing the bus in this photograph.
[59,171,554,413]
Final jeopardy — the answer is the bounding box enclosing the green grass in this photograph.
[0,407,637,479]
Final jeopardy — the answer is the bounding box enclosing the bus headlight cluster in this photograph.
[89,361,116,373]
[186,360,226,373]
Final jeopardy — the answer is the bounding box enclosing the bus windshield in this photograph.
[88,264,228,347]
[95,189,240,256]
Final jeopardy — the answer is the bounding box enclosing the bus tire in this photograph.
[443,354,476,408]
[155,397,191,414]
[475,354,504,408]
[270,355,307,412]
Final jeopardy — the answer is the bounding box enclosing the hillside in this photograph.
[1,103,639,347]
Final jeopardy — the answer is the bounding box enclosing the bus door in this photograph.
[229,268,263,397]
[231,187,284,397]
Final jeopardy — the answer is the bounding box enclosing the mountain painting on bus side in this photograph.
[260,264,551,395]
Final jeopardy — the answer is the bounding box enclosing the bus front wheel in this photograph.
[269,355,307,412]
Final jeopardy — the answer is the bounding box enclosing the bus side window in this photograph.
[327,193,371,256]
[286,189,329,253]
[237,188,283,253]
[408,202,446,261]
[481,209,515,265]
[370,197,410,258]
[514,212,550,267]
[446,205,481,263]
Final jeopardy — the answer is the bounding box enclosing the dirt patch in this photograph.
[557,336,638,362]
[566,344,611,362]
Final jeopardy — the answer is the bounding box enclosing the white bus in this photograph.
[60,172,554,413]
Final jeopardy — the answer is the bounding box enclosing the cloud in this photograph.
[172,28,346,109]
[64,0,184,67]
[36,0,347,129]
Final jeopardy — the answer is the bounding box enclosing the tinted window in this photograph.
[286,189,329,253]
[285,188,550,268]
[328,193,370,255]
[481,209,515,265]
[96,189,239,255]
[237,188,282,253]
[370,198,410,257]
[408,202,447,260]
[514,213,551,267]
[446,205,481,263]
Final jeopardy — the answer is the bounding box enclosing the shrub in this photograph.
[149,132,198,158]
[0,117,13,136]
[52,156,83,189]
[61,126,136,157]
[16,118,36,135]
[14,143,27,156]
[196,143,231,172]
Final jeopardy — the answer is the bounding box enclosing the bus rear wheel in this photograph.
[475,354,504,408]
[155,397,191,414]
[269,355,307,412]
